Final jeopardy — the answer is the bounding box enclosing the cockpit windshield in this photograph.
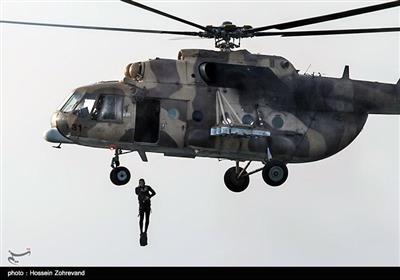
[59,91,123,121]
[60,92,83,112]
[74,93,97,118]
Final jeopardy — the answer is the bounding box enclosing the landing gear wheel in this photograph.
[224,167,250,193]
[110,166,131,186]
[262,160,288,187]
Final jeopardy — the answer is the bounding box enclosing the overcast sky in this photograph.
[0,0,399,266]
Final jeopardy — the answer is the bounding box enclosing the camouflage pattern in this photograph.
[51,48,400,164]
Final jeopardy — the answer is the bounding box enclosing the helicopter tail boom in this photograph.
[353,79,400,114]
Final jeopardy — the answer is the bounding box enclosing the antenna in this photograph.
[304,64,311,75]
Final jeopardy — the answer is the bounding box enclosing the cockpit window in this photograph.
[74,93,97,118]
[60,92,83,112]
[92,94,123,121]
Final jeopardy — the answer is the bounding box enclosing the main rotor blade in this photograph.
[120,0,209,32]
[253,27,400,37]
[250,0,400,32]
[0,20,200,36]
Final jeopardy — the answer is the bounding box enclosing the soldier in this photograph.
[135,178,156,246]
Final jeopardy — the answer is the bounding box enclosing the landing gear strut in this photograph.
[110,148,131,186]
[223,159,288,192]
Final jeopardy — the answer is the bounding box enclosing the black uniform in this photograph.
[135,185,155,214]
[135,185,156,240]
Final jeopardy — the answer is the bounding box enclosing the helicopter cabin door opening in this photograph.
[134,99,160,143]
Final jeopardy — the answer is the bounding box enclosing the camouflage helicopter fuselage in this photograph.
[51,49,399,164]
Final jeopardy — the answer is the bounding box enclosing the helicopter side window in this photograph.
[60,92,83,113]
[92,94,123,122]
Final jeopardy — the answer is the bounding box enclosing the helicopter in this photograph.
[1,0,399,192]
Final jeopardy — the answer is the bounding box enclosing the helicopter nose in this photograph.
[44,128,73,143]
[43,112,73,143]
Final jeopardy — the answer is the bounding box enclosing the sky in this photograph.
[0,0,399,266]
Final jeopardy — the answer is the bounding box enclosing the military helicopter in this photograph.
[2,0,399,192]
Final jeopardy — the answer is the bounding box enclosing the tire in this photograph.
[224,167,250,193]
[262,160,288,187]
[110,166,131,186]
